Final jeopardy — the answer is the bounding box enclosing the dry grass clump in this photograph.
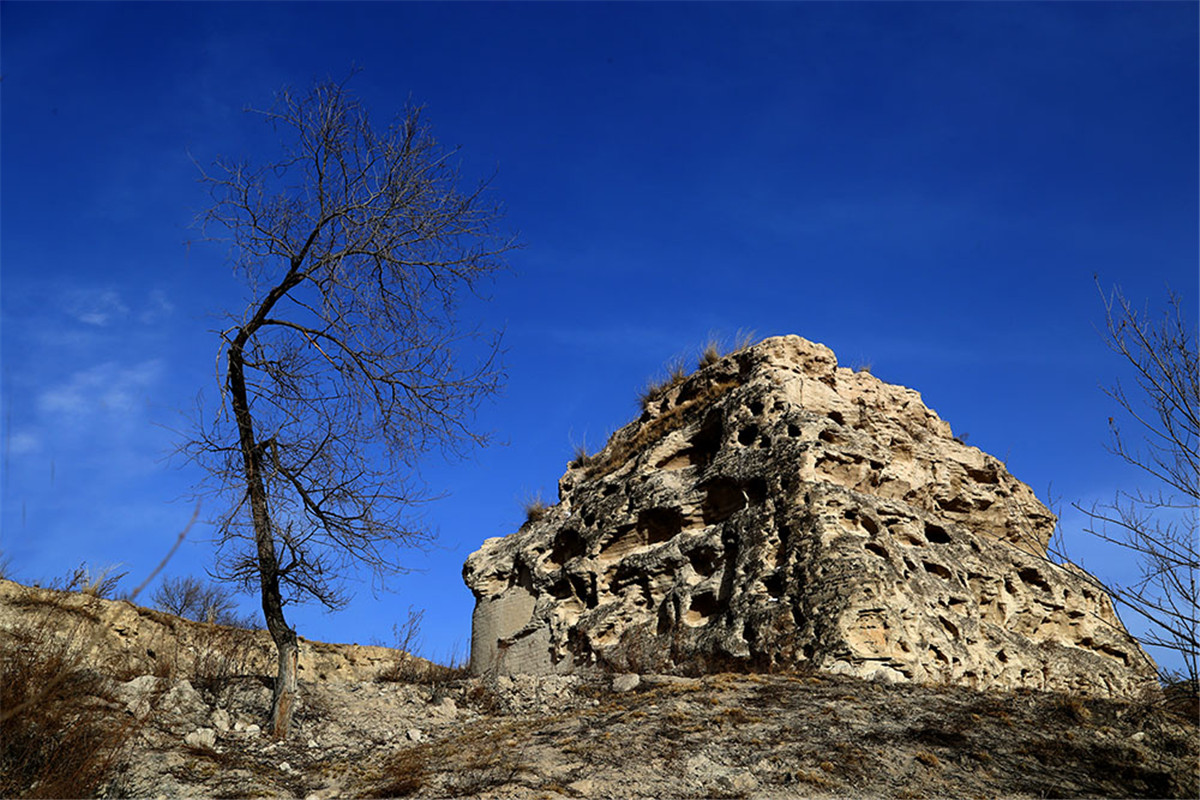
[377,655,468,685]
[367,721,533,797]
[639,358,690,413]
[568,440,599,469]
[190,624,261,695]
[0,615,136,798]
[697,331,756,370]
[522,494,550,525]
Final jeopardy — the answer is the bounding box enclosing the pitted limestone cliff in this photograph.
[463,335,1157,697]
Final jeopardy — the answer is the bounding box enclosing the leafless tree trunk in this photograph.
[1058,281,1197,685]
[185,74,515,737]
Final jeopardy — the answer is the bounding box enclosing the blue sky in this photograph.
[2,2,1196,671]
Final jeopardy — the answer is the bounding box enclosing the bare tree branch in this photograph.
[1055,280,1198,686]
[182,73,517,737]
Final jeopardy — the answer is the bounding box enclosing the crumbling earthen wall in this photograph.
[464,335,1157,698]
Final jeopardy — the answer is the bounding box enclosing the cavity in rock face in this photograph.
[463,335,1157,697]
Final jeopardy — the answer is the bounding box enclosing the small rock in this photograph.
[721,773,759,794]
[211,708,231,732]
[431,697,458,720]
[406,728,424,742]
[308,738,319,748]
[185,728,217,750]
[280,761,292,773]
[612,673,641,692]
[245,724,261,735]
[567,778,594,796]
[117,675,162,717]
[1131,731,1147,742]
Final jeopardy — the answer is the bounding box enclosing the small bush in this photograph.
[0,616,136,798]
[569,440,598,469]
[522,494,550,525]
[638,358,690,412]
[375,607,470,684]
[44,561,127,598]
[152,575,257,628]
[190,624,260,696]
[698,340,723,369]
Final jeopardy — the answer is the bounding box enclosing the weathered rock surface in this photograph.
[0,578,425,683]
[464,335,1157,697]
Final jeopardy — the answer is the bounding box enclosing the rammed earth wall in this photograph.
[464,335,1157,698]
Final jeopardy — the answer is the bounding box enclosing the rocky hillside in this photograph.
[2,579,1196,798]
[465,336,1155,698]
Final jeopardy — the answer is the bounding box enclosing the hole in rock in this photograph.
[923,561,953,581]
[691,411,724,466]
[860,515,880,535]
[701,478,748,524]
[864,542,889,560]
[1017,568,1051,592]
[787,423,802,438]
[640,507,684,545]
[828,410,845,425]
[763,571,786,598]
[569,574,596,608]
[685,591,720,626]
[749,400,764,416]
[549,527,586,567]
[745,477,768,504]
[939,617,960,638]
[966,466,1001,484]
[686,543,721,578]
[924,522,952,544]
[936,495,974,514]
[738,425,759,446]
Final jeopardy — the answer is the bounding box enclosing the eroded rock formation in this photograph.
[463,335,1158,697]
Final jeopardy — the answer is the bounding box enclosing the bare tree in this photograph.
[1070,281,1197,684]
[152,575,256,628]
[185,76,514,737]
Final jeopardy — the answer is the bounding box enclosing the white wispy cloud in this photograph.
[5,431,42,456]
[139,289,176,324]
[37,360,165,422]
[65,288,130,327]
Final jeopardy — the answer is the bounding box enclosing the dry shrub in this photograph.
[697,331,756,370]
[190,623,260,695]
[698,340,723,369]
[638,358,690,412]
[569,440,598,469]
[375,610,470,685]
[376,654,467,685]
[0,615,136,798]
[522,494,549,526]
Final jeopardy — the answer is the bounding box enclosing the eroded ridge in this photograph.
[463,335,1157,697]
